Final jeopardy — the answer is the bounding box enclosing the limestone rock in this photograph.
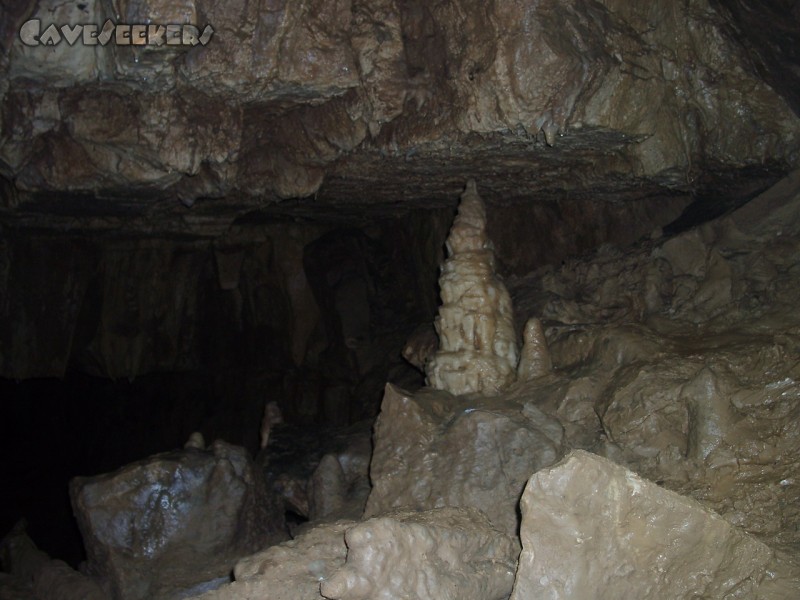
[507,172,800,552]
[425,181,519,396]
[3,0,798,205]
[365,384,564,536]
[510,450,777,600]
[8,0,109,86]
[70,440,287,600]
[321,508,519,600]
[190,520,354,600]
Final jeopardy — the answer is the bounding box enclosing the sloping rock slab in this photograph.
[365,384,564,536]
[321,507,519,600]
[511,450,776,600]
[70,440,286,600]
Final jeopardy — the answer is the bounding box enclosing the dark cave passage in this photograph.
[0,192,697,568]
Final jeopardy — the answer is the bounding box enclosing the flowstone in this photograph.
[321,508,519,600]
[425,180,519,396]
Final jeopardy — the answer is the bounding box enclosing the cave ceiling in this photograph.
[0,0,799,234]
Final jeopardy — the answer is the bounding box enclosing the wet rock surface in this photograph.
[70,440,286,600]
[511,451,778,600]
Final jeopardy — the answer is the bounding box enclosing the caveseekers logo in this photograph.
[20,19,214,47]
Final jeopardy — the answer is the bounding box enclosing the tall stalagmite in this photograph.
[425,180,518,395]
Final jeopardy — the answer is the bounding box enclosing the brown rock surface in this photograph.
[191,519,354,600]
[1,0,796,210]
[365,384,564,536]
[193,508,517,600]
[70,440,286,600]
[321,508,519,600]
[507,169,800,552]
[511,450,782,600]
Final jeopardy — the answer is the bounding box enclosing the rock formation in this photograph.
[511,451,778,600]
[2,1,800,597]
[259,400,283,450]
[321,508,519,600]
[192,508,518,600]
[425,180,519,396]
[193,520,355,600]
[70,440,287,600]
[2,0,797,205]
[365,384,564,536]
[516,317,552,380]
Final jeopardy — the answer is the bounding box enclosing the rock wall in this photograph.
[6,171,800,600]
[0,227,310,381]
[0,212,445,399]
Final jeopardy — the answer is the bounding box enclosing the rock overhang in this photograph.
[0,0,798,230]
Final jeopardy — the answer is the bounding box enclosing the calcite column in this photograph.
[425,180,518,395]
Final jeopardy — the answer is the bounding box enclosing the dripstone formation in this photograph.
[425,181,519,396]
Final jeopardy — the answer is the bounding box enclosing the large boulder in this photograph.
[511,450,779,600]
[365,384,564,536]
[70,440,286,600]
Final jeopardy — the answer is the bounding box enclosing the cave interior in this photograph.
[2,0,800,598]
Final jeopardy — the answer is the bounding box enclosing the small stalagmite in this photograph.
[517,317,552,381]
[425,180,518,395]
